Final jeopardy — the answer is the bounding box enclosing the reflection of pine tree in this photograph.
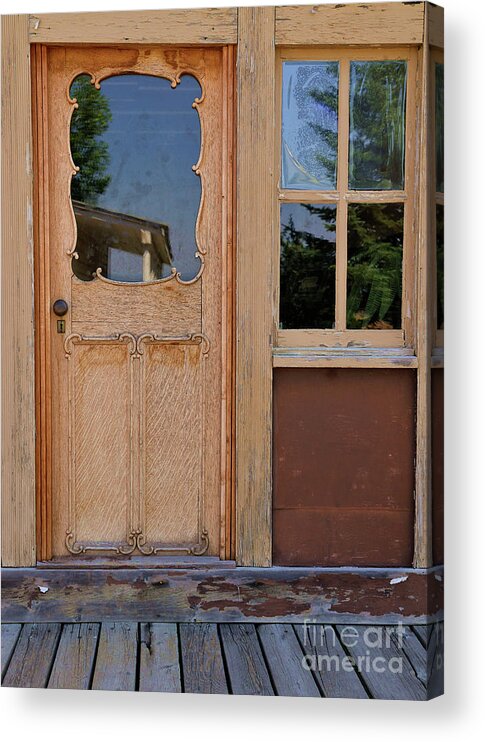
[280,205,336,329]
[347,204,403,329]
[70,76,112,205]
[306,69,339,184]
[349,61,407,190]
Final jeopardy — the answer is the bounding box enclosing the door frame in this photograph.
[32,42,236,563]
[1,3,443,568]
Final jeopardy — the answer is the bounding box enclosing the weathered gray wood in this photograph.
[0,620,443,697]
[1,623,22,679]
[392,625,428,685]
[48,623,99,689]
[412,624,432,648]
[220,624,273,695]
[2,623,61,688]
[303,624,368,699]
[411,621,444,697]
[426,622,444,699]
[91,622,137,691]
[1,567,444,624]
[258,624,320,697]
[139,623,181,693]
[336,625,426,700]
[179,624,228,694]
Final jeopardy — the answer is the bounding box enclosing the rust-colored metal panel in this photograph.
[273,510,414,568]
[432,369,444,565]
[273,368,416,567]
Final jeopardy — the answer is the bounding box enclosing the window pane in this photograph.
[347,203,404,329]
[349,61,407,190]
[436,204,444,329]
[435,63,444,193]
[281,62,339,190]
[280,203,337,329]
[70,73,202,282]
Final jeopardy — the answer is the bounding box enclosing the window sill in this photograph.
[277,328,405,348]
[273,346,417,369]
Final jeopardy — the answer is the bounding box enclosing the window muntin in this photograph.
[277,49,416,347]
[70,73,202,283]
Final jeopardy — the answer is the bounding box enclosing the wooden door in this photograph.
[34,46,233,561]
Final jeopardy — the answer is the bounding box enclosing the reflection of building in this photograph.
[73,200,173,282]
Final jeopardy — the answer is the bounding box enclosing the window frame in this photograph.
[275,46,419,351]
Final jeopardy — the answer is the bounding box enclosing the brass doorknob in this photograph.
[53,299,69,316]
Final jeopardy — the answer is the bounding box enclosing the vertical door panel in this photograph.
[142,342,203,549]
[69,341,132,548]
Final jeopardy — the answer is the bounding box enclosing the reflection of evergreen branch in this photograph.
[302,203,337,232]
[349,61,407,189]
[70,75,112,205]
[308,87,338,112]
[306,80,338,185]
[310,123,338,151]
[346,204,403,329]
[280,205,336,329]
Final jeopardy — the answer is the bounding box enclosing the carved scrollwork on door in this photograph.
[136,332,210,356]
[65,528,210,557]
[64,331,138,358]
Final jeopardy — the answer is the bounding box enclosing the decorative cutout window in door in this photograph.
[69,73,202,284]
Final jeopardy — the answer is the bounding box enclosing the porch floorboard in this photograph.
[1,621,443,700]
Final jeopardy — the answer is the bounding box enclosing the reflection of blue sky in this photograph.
[280,203,336,243]
[94,74,202,279]
[282,62,339,190]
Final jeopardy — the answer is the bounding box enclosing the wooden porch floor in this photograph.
[1,621,443,699]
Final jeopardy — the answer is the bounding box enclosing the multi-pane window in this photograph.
[278,49,418,348]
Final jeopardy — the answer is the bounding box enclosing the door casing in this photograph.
[32,44,236,563]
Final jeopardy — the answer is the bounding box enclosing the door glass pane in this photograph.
[436,204,444,329]
[349,61,407,190]
[70,73,202,282]
[280,203,337,329]
[435,63,444,193]
[347,203,404,329]
[281,62,339,190]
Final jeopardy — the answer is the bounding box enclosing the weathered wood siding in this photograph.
[235,6,275,566]
[275,2,426,45]
[28,8,238,44]
[1,15,36,566]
